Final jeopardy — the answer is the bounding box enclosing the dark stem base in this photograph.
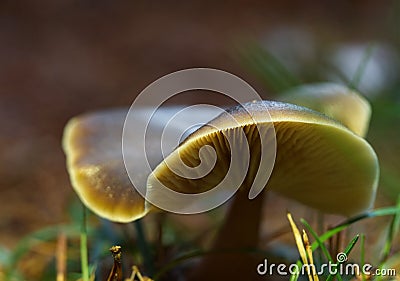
[187,189,266,281]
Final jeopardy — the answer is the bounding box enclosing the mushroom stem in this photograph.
[214,188,265,249]
[188,187,265,280]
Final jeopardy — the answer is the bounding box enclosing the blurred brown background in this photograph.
[0,1,397,246]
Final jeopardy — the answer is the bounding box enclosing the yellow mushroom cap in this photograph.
[147,100,379,216]
[63,110,147,222]
[62,106,222,222]
[280,83,371,137]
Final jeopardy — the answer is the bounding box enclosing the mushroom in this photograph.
[280,82,371,137]
[63,100,379,280]
[145,100,379,280]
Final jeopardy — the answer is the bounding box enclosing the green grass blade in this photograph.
[335,206,400,228]
[342,234,360,256]
[381,195,400,263]
[326,235,359,281]
[301,219,334,263]
[310,225,348,251]
[80,205,89,281]
[134,219,155,276]
[289,260,302,281]
[236,40,301,93]
[301,219,343,281]
[349,43,375,90]
[360,234,366,281]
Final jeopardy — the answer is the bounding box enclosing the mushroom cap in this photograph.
[147,100,379,216]
[280,83,371,137]
[62,106,221,222]
[63,110,146,222]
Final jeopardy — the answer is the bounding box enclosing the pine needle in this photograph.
[56,233,67,281]
[287,213,314,281]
